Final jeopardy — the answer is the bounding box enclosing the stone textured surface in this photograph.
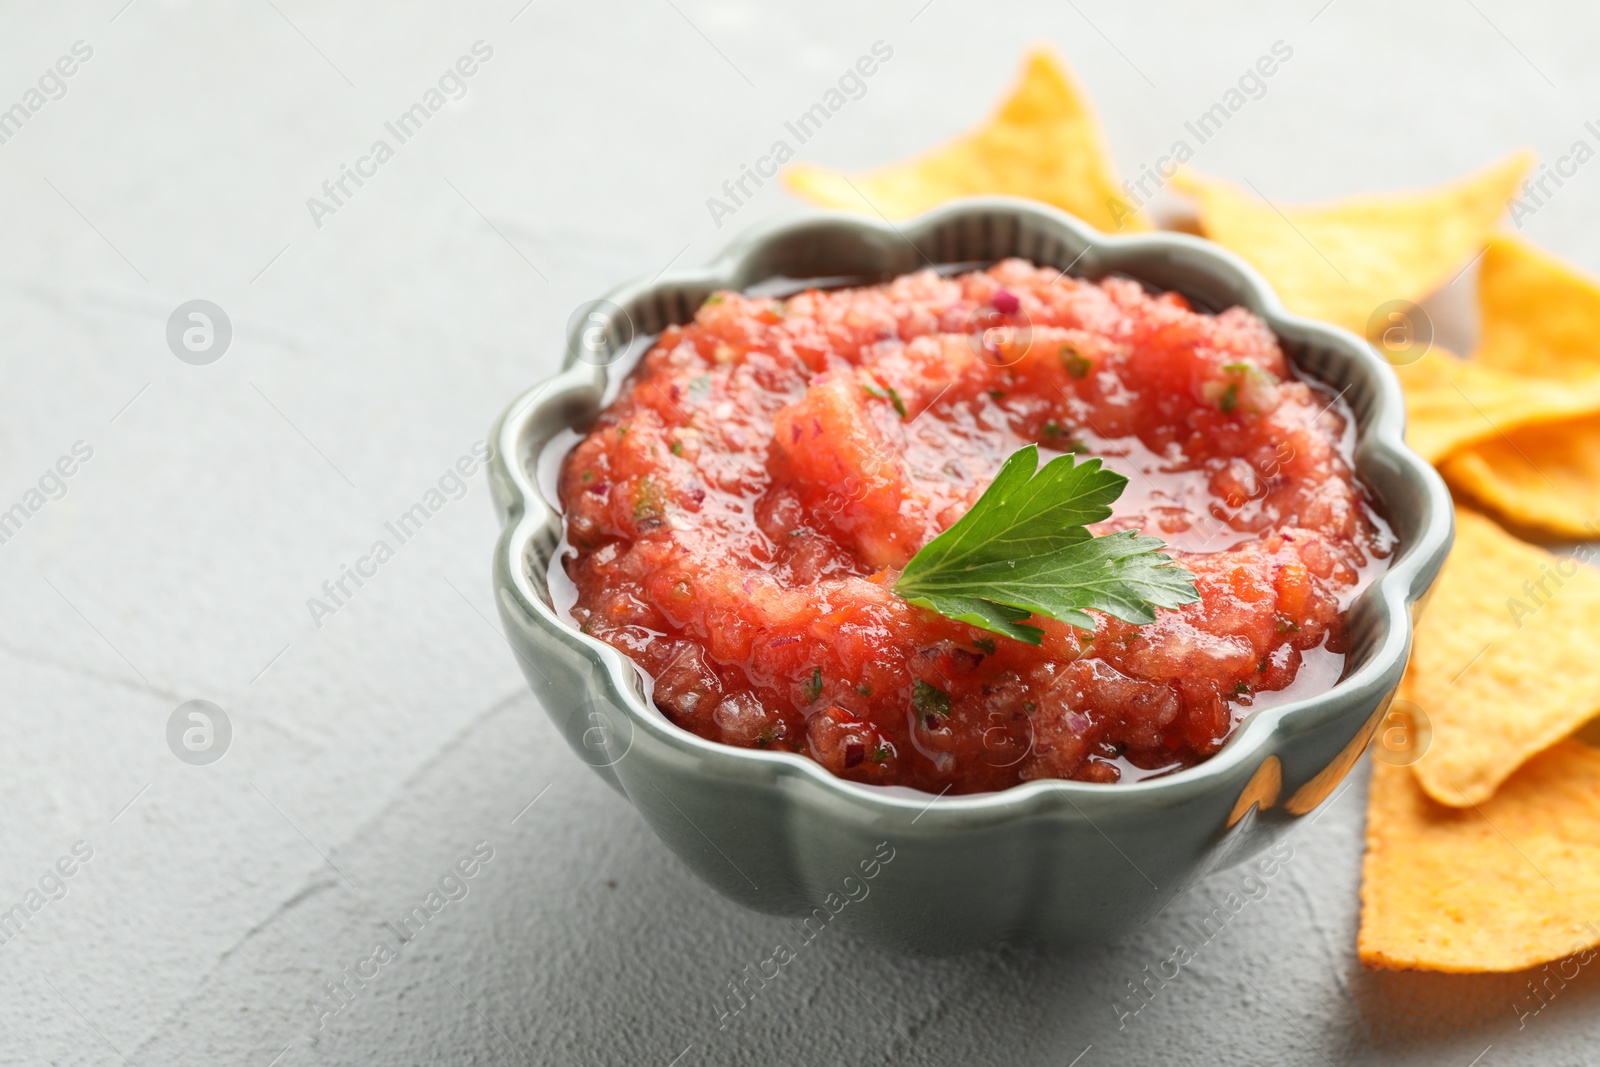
[0,1,1594,1063]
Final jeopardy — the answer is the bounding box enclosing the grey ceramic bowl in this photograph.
[487,197,1453,954]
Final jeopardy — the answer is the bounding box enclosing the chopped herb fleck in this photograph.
[1043,421,1063,436]
[756,726,777,748]
[633,478,661,523]
[1234,681,1252,696]
[1275,617,1301,634]
[870,745,891,763]
[912,679,951,717]
[863,380,908,418]
[987,388,1007,399]
[581,470,594,482]
[1061,345,1092,379]
[703,293,724,306]
[670,441,684,456]
[617,425,630,438]
[973,638,997,656]
[855,683,873,696]
[804,666,823,704]
[1207,360,1278,416]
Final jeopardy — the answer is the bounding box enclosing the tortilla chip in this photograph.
[1442,417,1600,539]
[1360,741,1600,973]
[1406,508,1600,807]
[1422,235,1600,535]
[1390,348,1600,464]
[1476,232,1600,379]
[783,48,1147,232]
[1169,153,1532,334]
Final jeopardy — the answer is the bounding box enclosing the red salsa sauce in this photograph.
[557,260,1392,793]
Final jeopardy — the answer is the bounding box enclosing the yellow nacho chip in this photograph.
[1169,153,1532,334]
[1434,235,1600,536]
[1442,417,1600,539]
[1390,348,1600,464]
[782,48,1146,232]
[1405,508,1600,808]
[1477,232,1600,379]
[1360,740,1600,973]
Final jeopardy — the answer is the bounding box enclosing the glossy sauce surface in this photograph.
[558,261,1392,793]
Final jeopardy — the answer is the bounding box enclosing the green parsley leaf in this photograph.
[898,445,1118,571]
[893,445,1199,645]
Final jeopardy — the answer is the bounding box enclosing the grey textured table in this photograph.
[1,2,1594,1064]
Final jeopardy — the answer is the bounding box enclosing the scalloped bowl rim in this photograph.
[490,196,1453,824]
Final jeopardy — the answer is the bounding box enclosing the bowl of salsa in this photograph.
[488,198,1452,952]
